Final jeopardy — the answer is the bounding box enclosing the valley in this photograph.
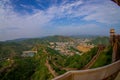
[0,35,112,80]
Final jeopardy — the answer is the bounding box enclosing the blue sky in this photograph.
[0,0,120,41]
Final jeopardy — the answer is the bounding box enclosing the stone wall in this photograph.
[53,60,120,80]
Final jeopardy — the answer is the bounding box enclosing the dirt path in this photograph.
[45,60,58,77]
[52,60,78,71]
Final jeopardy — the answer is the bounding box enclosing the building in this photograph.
[22,51,37,57]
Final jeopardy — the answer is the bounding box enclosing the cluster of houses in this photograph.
[21,38,94,57]
[21,51,37,57]
[49,39,94,56]
[49,42,76,56]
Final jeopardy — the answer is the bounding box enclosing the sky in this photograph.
[0,0,120,41]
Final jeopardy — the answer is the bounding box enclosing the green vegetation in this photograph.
[31,49,53,80]
[64,47,98,68]
[0,35,113,80]
[91,46,112,68]
[0,35,74,59]
[90,36,109,45]
[0,47,53,80]
[0,60,11,68]
[0,57,37,80]
[46,47,98,70]
[41,35,74,42]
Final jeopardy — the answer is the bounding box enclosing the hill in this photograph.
[41,35,74,42]
[0,45,99,80]
[90,36,109,45]
[6,35,74,42]
[0,35,74,59]
[0,35,113,80]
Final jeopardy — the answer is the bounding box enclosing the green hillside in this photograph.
[90,36,109,45]
[0,45,99,80]
[0,35,113,80]
[41,35,74,42]
[0,35,74,58]
[91,46,112,68]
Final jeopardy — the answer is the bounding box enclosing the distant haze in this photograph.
[0,0,120,41]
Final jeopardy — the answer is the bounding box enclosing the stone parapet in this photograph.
[53,60,120,80]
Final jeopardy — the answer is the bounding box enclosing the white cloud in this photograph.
[53,0,120,24]
[0,0,120,41]
[20,4,35,10]
[0,0,55,40]
[45,0,120,25]
[83,0,120,24]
